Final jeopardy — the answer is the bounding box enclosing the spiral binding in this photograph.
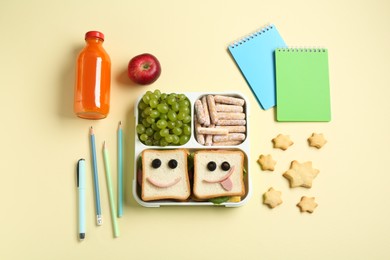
[276,47,327,53]
[229,24,275,48]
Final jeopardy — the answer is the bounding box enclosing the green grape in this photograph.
[165,135,174,143]
[151,123,158,131]
[167,96,176,105]
[142,119,151,128]
[177,111,186,120]
[149,98,158,108]
[179,99,190,108]
[142,94,151,104]
[172,127,182,136]
[152,139,160,146]
[183,124,191,135]
[171,102,180,112]
[167,110,177,121]
[144,107,152,116]
[160,128,169,137]
[138,100,148,110]
[172,135,180,144]
[144,139,153,146]
[167,121,175,129]
[179,135,189,145]
[160,93,167,100]
[153,89,161,98]
[153,131,162,140]
[141,111,147,118]
[140,134,148,142]
[160,113,168,121]
[149,110,160,119]
[175,120,183,128]
[146,116,155,124]
[136,124,146,134]
[156,119,167,129]
[157,104,169,114]
[179,106,190,114]
[159,139,168,146]
[145,127,154,136]
[149,93,158,101]
[183,115,191,124]
[177,94,186,101]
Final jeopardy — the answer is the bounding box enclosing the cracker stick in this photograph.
[204,124,215,146]
[215,104,243,113]
[194,116,205,145]
[201,96,210,127]
[197,127,228,135]
[214,95,245,106]
[195,100,206,125]
[213,133,245,142]
[206,95,218,124]
[216,119,246,126]
[217,112,246,120]
[212,140,243,146]
[215,125,246,133]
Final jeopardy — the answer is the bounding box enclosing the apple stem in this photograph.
[142,63,150,70]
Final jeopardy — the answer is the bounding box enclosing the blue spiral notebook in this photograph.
[228,24,286,110]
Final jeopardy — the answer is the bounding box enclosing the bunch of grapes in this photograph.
[136,90,191,146]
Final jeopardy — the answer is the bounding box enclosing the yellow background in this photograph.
[1,0,390,259]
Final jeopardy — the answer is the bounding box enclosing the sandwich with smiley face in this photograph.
[141,149,191,201]
[193,150,245,201]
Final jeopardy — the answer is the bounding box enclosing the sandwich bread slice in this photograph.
[193,150,245,200]
[141,149,190,201]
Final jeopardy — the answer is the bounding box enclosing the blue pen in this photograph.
[90,127,103,225]
[77,159,86,240]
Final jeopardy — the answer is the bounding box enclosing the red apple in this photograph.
[127,53,161,85]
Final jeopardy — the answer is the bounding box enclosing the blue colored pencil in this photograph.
[90,127,102,225]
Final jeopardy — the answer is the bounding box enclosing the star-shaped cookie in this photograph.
[272,134,294,150]
[263,187,283,208]
[257,154,276,171]
[297,196,318,213]
[308,133,327,149]
[283,160,319,188]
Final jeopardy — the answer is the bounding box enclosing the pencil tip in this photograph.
[89,127,94,135]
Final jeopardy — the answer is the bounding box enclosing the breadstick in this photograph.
[194,117,205,145]
[213,133,245,142]
[212,140,242,146]
[201,96,210,126]
[206,95,218,124]
[204,124,215,146]
[216,119,246,126]
[214,95,245,106]
[195,100,206,125]
[215,125,246,133]
[217,112,245,120]
[197,127,228,135]
[215,104,243,113]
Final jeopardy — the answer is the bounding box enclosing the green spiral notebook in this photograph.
[275,48,331,122]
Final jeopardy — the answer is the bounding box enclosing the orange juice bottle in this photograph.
[74,31,111,119]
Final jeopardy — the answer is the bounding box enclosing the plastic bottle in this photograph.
[74,31,111,119]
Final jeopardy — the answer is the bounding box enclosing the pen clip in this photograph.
[77,159,85,188]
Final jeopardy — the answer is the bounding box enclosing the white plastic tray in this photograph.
[132,92,251,207]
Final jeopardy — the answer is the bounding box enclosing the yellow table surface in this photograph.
[1,0,390,259]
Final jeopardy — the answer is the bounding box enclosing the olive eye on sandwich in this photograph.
[221,161,230,171]
[207,161,217,171]
[151,158,161,169]
[168,159,178,169]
